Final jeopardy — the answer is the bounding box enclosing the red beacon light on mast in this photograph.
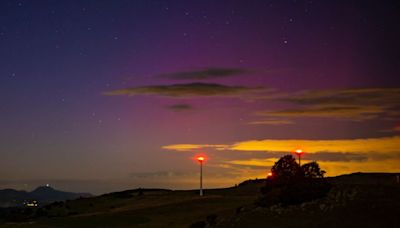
[294,149,304,166]
[195,154,207,196]
[197,156,205,162]
[295,149,304,155]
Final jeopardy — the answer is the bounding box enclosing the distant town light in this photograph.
[25,200,38,207]
[267,172,273,177]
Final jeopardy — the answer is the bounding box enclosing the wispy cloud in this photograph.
[128,168,251,188]
[162,144,228,152]
[158,67,248,80]
[130,170,197,179]
[104,82,260,98]
[167,104,193,111]
[248,119,294,125]
[226,158,276,168]
[283,88,400,106]
[257,105,382,120]
[255,87,400,122]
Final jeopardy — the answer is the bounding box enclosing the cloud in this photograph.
[222,162,275,171]
[248,119,294,125]
[283,88,400,106]
[225,152,368,164]
[163,136,400,154]
[158,67,248,80]
[255,87,400,122]
[162,136,400,180]
[162,144,228,152]
[130,171,196,179]
[167,104,193,111]
[304,152,367,162]
[379,125,400,133]
[227,136,400,154]
[224,156,400,176]
[104,82,260,98]
[226,158,276,168]
[316,159,400,176]
[257,105,382,120]
[129,169,248,187]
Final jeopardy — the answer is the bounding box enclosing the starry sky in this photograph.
[1,0,399,194]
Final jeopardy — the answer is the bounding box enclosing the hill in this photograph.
[0,173,399,227]
[0,189,30,208]
[0,186,92,208]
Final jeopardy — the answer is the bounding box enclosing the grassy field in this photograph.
[0,183,264,227]
[1,173,399,227]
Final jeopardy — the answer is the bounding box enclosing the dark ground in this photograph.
[0,173,399,228]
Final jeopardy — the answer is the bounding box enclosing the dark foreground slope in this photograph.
[0,173,399,228]
[219,173,400,228]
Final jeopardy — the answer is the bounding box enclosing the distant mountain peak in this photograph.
[0,186,92,208]
[31,186,56,193]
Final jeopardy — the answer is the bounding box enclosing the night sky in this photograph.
[1,0,399,194]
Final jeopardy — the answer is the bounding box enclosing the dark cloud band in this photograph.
[256,87,400,121]
[104,82,260,97]
[167,104,193,111]
[158,67,248,80]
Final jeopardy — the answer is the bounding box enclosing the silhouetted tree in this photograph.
[258,155,331,207]
[302,161,326,178]
[271,155,301,182]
